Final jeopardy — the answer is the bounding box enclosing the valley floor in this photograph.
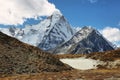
[0,69,120,80]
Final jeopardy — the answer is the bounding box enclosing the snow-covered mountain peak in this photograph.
[52,26,115,54]
[23,10,62,32]
[4,10,74,50]
[72,26,95,43]
[38,10,74,50]
[81,26,102,36]
[52,10,62,17]
[47,10,63,27]
[82,26,93,29]
[81,26,94,33]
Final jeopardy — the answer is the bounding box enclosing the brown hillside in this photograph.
[0,32,71,77]
[86,48,120,61]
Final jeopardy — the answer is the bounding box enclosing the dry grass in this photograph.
[55,54,85,59]
[0,69,120,80]
[55,48,120,60]
[86,48,120,61]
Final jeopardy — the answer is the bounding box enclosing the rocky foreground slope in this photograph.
[0,32,71,77]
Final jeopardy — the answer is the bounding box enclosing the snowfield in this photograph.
[60,57,99,70]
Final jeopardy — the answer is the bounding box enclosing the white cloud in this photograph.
[101,27,120,47]
[88,0,98,3]
[0,0,56,25]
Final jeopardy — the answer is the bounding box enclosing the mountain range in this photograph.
[0,10,115,54]
[52,26,114,54]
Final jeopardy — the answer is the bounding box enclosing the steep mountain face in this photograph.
[52,27,114,54]
[38,11,74,50]
[0,10,74,50]
[0,32,71,76]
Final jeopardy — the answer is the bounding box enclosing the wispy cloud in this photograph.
[118,21,120,26]
[100,27,120,47]
[88,0,98,3]
[0,0,56,25]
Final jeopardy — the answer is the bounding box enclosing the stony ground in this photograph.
[0,69,120,80]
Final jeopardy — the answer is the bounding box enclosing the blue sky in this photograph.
[0,0,120,29]
[49,0,120,29]
[0,0,120,46]
[48,0,120,47]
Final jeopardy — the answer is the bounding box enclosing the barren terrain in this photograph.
[0,69,120,80]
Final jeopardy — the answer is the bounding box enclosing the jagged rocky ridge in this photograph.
[0,32,71,77]
[52,27,114,54]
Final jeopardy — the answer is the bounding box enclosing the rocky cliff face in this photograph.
[52,27,114,54]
